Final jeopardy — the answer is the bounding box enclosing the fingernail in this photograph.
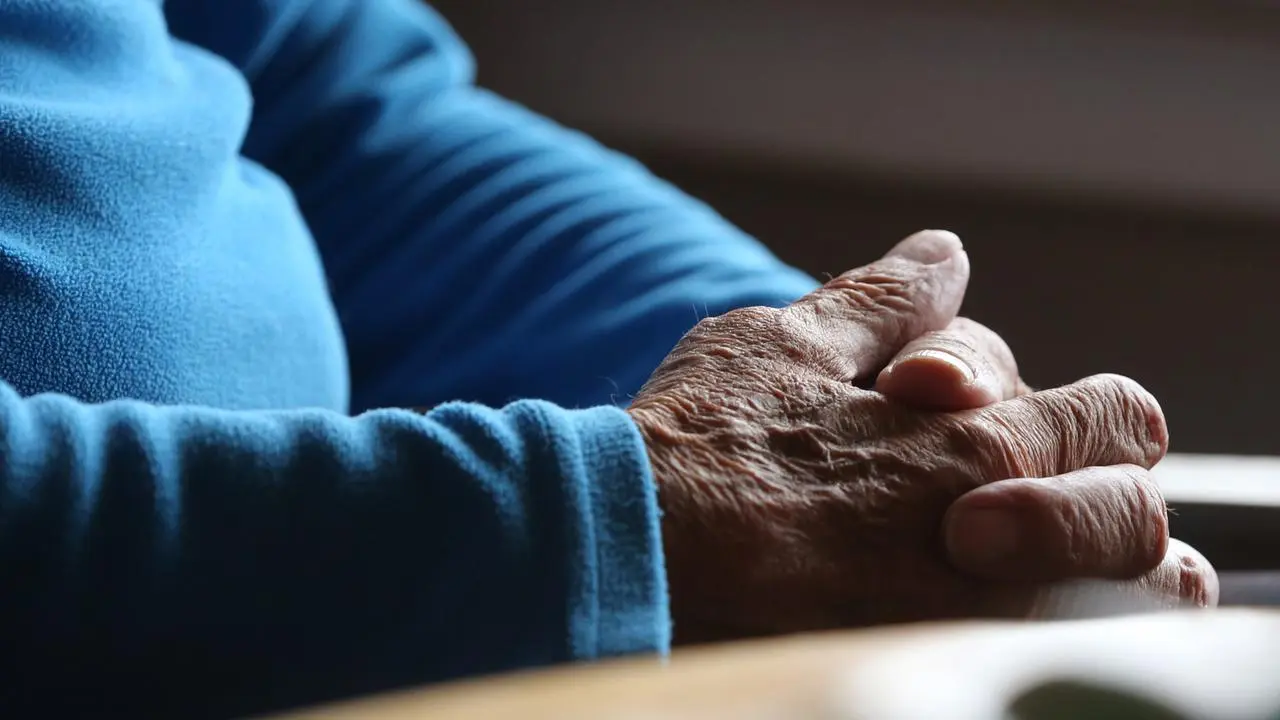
[892,348,976,383]
[885,230,963,264]
[947,508,1021,569]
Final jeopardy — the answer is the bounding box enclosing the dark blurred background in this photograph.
[431,0,1280,456]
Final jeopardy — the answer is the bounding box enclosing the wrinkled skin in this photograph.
[629,232,1215,645]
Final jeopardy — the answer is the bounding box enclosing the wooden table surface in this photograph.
[278,609,1280,720]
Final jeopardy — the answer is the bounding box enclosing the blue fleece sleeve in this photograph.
[176,0,819,412]
[0,392,666,717]
[0,1,668,716]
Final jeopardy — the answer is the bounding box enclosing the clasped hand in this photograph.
[629,230,1216,644]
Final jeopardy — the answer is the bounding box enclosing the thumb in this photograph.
[875,317,1021,411]
[786,230,970,382]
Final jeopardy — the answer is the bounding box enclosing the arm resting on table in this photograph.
[0,389,666,717]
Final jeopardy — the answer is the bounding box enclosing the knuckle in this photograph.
[1077,374,1165,462]
[814,261,918,318]
[1080,373,1154,418]
[1027,389,1090,439]
[941,415,1041,478]
[689,306,782,348]
[720,305,778,326]
[697,305,776,334]
[1024,392,1085,453]
[1123,464,1168,518]
[1100,466,1172,571]
[1116,465,1169,570]
[685,306,826,371]
[1016,393,1083,472]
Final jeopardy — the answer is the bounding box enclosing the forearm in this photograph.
[0,388,667,717]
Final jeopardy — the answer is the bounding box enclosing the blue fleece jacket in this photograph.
[0,0,817,716]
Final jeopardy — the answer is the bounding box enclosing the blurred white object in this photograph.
[1156,454,1280,508]
[833,610,1280,720]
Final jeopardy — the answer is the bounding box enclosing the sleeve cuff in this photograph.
[513,400,672,662]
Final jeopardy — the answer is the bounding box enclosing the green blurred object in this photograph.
[1008,680,1193,720]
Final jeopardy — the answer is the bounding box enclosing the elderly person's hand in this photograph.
[629,231,1215,645]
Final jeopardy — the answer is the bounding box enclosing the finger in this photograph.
[1132,537,1219,608]
[786,229,970,382]
[943,464,1168,581]
[876,317,1020,411]
[1032,539,1220,618]
[954,373,1169,479]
